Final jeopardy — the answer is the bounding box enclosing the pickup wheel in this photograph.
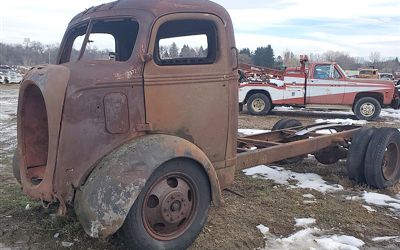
[247,93,271,115]
[353,97,381,121]
[364,128,400,189]
[346,127,376,183]
[121,159,211,250]
[272,119,304,164]
[12,149,21,184]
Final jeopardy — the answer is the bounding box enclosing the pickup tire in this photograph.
[364,128,400,188]
[353,97,381,121]
[346,127,376,183]
[247,93,271,115]
[272,119,304,164]
[121,159,211,250]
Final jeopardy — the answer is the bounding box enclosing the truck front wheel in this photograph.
[353,97,381,121]
[247,93,272,115]
[121,159,211,250]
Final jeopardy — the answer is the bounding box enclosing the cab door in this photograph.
[143,14,231,169]
[307,64,345,104]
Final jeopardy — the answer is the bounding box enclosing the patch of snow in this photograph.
[303,200,317,204]
[256,224,270,235]
[372,236,399,242]
[243,165,343,193]
[257,226,364,250]
[381,108,400,120]
[302,193,315,199]
[295,218,316,227]
[61,242,74,248]
[274,106,294,111]
[362,191,400,212]
[344,195,362,201]
[238,129,270,136]
[315,118,367,126]
[362,205,377,213]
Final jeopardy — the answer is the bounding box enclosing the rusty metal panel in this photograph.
[104,93,130,134]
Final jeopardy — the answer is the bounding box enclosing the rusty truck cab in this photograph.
[17,0,238,248]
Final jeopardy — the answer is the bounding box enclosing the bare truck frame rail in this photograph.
[237,123,358,170]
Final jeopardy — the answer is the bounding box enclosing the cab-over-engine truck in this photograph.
[14,0,400,249]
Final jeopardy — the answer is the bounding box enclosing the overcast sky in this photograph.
[0,0,399,59]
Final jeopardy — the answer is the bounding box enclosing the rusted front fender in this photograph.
[74,134,222,238]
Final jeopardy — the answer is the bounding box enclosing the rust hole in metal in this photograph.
[147,195,159,209]
[21,84,49,186]
[167,177,178,188]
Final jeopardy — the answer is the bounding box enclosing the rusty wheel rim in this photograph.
[382,142,400,181]
[142,173,197,240]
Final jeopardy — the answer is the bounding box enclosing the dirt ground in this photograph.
[1,84,400,249]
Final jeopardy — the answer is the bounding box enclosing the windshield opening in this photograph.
[59,18,139,64]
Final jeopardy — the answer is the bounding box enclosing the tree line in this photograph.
[239,46,400,74]
[0,40,399,74]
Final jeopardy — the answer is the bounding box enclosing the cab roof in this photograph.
[69,0,230,26]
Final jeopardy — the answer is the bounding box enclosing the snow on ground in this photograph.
[362,205,377,213]
[294,218,316,227]
[243,165,343,193]
[315,118,367,126]
[257,225,365,250]
[238,129,270,136]
[372,236,400,242]
[0,88,19,167]
[362,192,400,214]
[274,106,400,121]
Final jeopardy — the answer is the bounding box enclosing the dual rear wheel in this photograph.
[347,127,400,188]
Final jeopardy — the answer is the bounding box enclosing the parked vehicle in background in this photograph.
[357,68,379,79]
[239,57,400,121]
[0,65,24,84]
[379,73,394,81]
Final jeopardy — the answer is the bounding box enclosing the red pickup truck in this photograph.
[239,56,400,121]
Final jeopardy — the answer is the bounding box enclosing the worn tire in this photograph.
[121,159,211,250]
[364,128,400,189]
[247,93,272,116]
[353,97,381,121]
[12,149,21,184]
[272,119,304,164]
[346,127,376,183]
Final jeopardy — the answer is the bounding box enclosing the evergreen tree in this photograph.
[253,45,275,68]
[169,42,179,58]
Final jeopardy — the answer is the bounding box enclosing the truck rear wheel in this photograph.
[121,159,211,250]
[346,127,376,183]
[364,128,400,188]
[247,93,271,115]
[353,97,381,121]
[272,119,304,164]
